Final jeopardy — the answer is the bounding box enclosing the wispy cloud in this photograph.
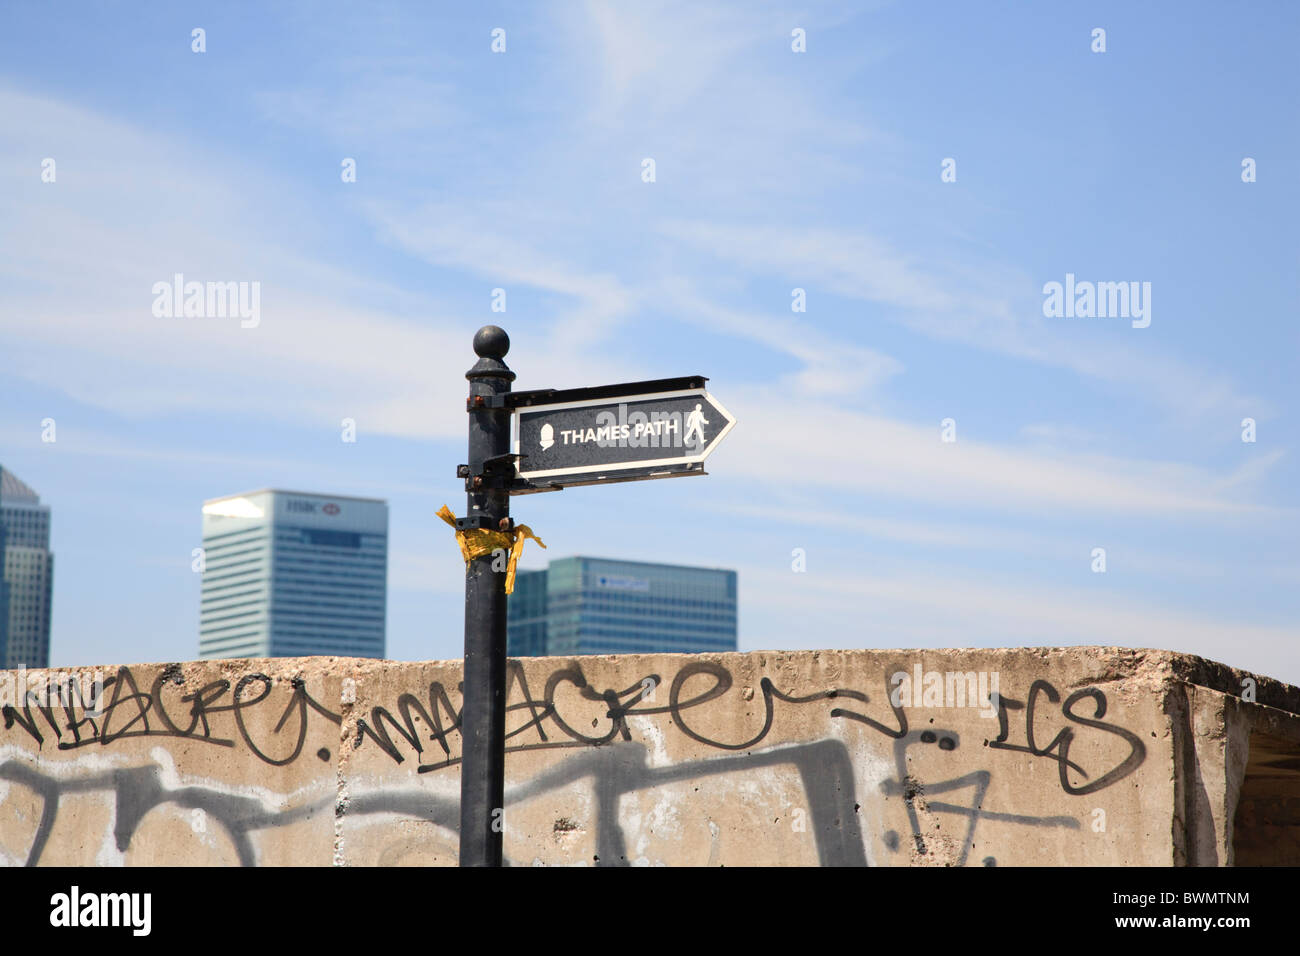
[659,277,903,396]
[364,200,637,351]
[660,219,1267,420]
[717,384,1283,516]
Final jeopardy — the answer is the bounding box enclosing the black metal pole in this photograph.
[459,325,514,867]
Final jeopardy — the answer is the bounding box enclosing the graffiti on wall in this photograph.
[2,664,342,765]
[0,659,1146,866]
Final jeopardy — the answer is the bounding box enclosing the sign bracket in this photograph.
[457,452,525,494]
[466,393,512,411]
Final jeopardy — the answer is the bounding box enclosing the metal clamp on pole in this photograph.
[453,514,500,531]
[459,453,523,493]
[466,393,512,411]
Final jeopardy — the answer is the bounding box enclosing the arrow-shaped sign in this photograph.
[509,377,736,491]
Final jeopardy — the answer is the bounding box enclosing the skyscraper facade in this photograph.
[506,556,737,657]
[0,466,54,669]
[199,489,388,660]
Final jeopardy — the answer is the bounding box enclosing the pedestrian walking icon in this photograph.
[684,403,709,449]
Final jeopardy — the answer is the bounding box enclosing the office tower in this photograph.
[199,489,388,659]
[506,556,737,657]
[507,568,549,657]
[0,466,54,669]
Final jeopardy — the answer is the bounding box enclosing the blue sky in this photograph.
[2,1,1297,681]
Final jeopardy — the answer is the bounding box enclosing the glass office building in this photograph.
[0,466,54,669]
[507,556,737,657]
[199,489,388,659]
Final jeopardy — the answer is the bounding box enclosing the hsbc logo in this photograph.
[286,500,341,515]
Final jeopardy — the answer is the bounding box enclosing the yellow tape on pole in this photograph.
[436,505,546,595]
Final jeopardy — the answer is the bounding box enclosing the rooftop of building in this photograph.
[530,555,736,575]
[203,488,388,505]
[0,466,40,503]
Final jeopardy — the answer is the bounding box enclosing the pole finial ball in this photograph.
[473,326,510,359]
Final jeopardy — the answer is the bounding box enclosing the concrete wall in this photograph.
[1,647,1297,866]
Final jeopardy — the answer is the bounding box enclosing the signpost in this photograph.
[457,327,735,866]
[458,326,515,869]
[511,377,736,491]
